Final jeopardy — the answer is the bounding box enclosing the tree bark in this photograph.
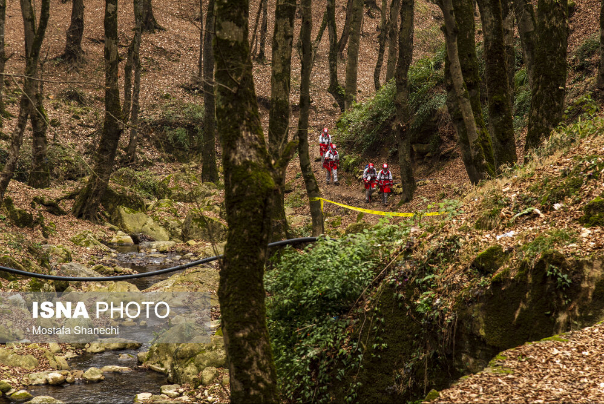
[0,0,6,121]
[73,0,123,220]
[214,0,280,400]
[257,0,268,60]
[29,81,50,188]
[298,0,323,236]
[268,0,296,241]
[0,0,50,195]
[201,0,218,183]
[250,0,263,56]
[597,0,604,90]
[126,0,143,163]
[525,0,568,152]
[373,0,388,90]
[439,0,491,184]
[344,0,364,110]
[395,0,415,202]
[326,0,343,109]
[385,0,401,82]
[313,8,327,49]
[197,0,203,79]
[338,0,354,55]
[142,0,163,33]
[501,0,515,104]
[123,0,143,125]
[477,0,517,169]
[62,0,84,63]
[513,0,536,88]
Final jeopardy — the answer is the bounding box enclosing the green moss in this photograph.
[489,367,514,375]
[471,245,506,275]
[491,267,510,284]
[539,335,568,343]
[579,196,604,227]
[424,389,440,401]
[2,197,34,228]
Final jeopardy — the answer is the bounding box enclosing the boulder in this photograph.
[100,365,131,373]
[48,343,61,354]
[182,214,227,242]
[70,231,110,250]
[82,367,104,383]
[201,367,217,385]
[100,185,146,217]
[9,390,33,402]
[0,380,12,393]
[134,393,153,403]
[110,231,134,245]
[41,245,72,264]
[27,372,49,385]
[471,245,507,276]
[0,348,38,370]
[112,207,170,241]
[29,397,64,404]
[46,372,66,385]
[160,385,181,398]
[2,197,34,228]
[56,263,101,278]
[0,256,23,281]
[54,356,69,370]
[140,241,175,253]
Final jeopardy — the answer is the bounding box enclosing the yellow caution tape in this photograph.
[309,197,443,217]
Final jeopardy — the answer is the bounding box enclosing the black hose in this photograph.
[0,237,319,282]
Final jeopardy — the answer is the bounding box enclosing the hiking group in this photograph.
[319,127,394,205]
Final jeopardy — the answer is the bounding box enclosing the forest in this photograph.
[0,0,602,403]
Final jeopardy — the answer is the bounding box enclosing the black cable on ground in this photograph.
[0,237,319,282]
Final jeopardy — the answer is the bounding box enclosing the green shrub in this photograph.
[572,34,599,72]
[267,222,410,403]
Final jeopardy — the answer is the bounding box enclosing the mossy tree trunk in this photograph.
[201,0,218,183]
[344,0,364,110]
[62,0,84,63]
[326,0,343,109]
[0,0,49,195]
[126,0,143,163]
[385,0,401,82]
[525,0,568,152]
[268,0,296,241]
[73,0,123,220]
[476,0,517,169]
[439,0,491,184]
[257,0,268,61]
[0,0,6,123]
[512,0,536,88]
[197,0,203,79]
[298,0,323,236]
[214,0,282,400]
[373,0,388,90]
[338,0,354,56]
[598,0,604,90]
[395,0,415,202]
[123,0,143,125]
[142,0,163,33]
[501,0,515,105]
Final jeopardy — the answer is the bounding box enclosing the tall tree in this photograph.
[395,0,415,202]
[326,0,343,109]
[142,0,163,33]
[476,0,517,169]
[373,0,388,90]
[501,0,515,104]
[513,0,536,88]
[0,0,6,122]
[344,0,364,109]
[298,0,323,236]
[439,0,492,183]
[73,0,123,219]
[525,0,568,152]
[123,0,143,126]
[338,0,354,55]
[126,0,143,163]
[0,0,50,197]
[257,0,268,60]
[268,0,297,241]
[197,0,203,79]
[385,0,401,82]
[201,0,218,183]
[597,0,604,91]
[214,0,297,400]
[62,0,84,63]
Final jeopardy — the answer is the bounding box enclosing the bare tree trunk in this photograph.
[0,0,7,124]
[513,0,536,88]
[525,0,568,152]
[598,0,604,90]
[477,0,517,169]
[313,8,327,48]
[501,0,515,104]
[126,0,143,163]
[29,82,50,188]
[142,0,163,33]
[250,0,263,55]
[268,0,296,241]
[214,0,280,400]
[201,0,218,183]
[298,0,323,236]
[439,0,491,183]
[338,0,354,55]
[373,0,388,90]
[257,0,268,60]
[344,0,364,110]
[395,0,415,202]
[197,0,203,79]
[326,0,343,109]
[0,0,50,196]
[62,0,84,63]
[73,0,123,220]
[385,0,401,82]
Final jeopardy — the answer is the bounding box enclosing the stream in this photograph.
[2,244,205,404]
